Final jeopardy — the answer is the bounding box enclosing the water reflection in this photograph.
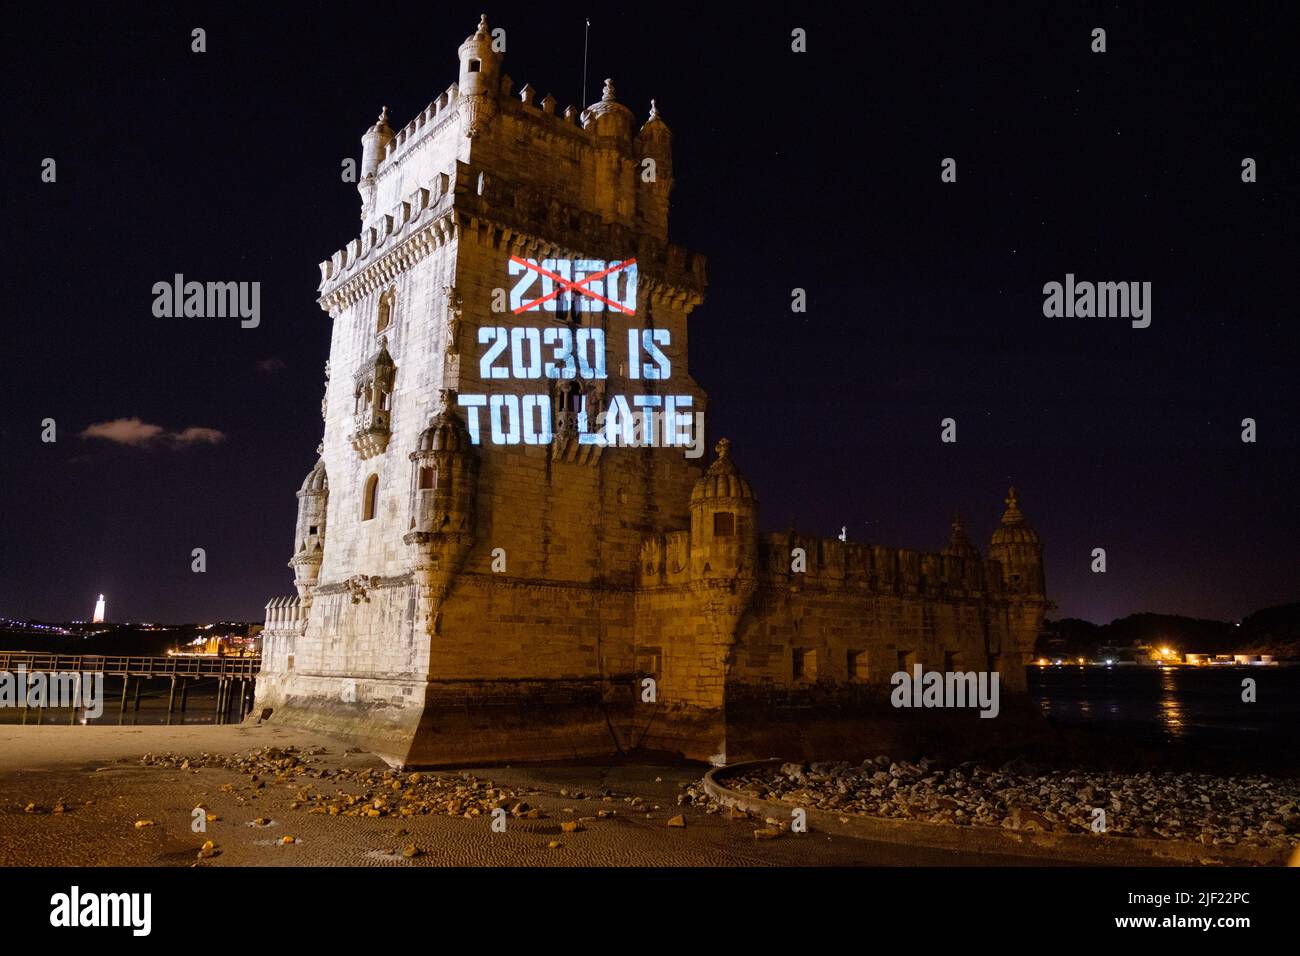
[1158,666,1185,740]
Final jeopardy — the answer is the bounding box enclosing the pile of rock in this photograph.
[720,757,1300,849]
[139,747,541,820]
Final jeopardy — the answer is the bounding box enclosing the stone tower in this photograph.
[256,18,1049,767]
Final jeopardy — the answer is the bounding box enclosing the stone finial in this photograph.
[602,78,616,102]
[715,437,731,461]
[1001,486,1024,525]
[475,14,489,37]
[519,83,536,105]
[541,93,556,115]
[377,106,390,128]
[951,511,963,533]
[437,388,452,411]
[648,98,660,120]
[564,105,577,123]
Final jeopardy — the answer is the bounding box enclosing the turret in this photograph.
[634,100,673,242]
[358,107,394,223]
[403,392,480,634]
[458,14,502,138]
[689,438,758,581]
[289,458,328,597]
[582,79,637,225]
[988,487,1045,596]
[941,512,980,559]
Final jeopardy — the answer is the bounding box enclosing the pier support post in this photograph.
[179,679,189,717]
[133,677,143,714]
[215,680,225,724]
[119,676,128,725]
[166,676,177,725]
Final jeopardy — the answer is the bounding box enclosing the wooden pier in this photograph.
[0,652,260,726]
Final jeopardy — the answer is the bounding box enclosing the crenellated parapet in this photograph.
[452,161,706,305]
[318,173,457,309]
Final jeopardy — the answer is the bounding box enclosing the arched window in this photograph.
[376,290,394,334]
[362,474,379,521]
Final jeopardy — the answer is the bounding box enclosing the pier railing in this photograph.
[0,652,260,679]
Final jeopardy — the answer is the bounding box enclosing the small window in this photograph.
[713,512,735,537]
[362,474,379,521]
[308,525,318,536]
[848,650,869,682]
[419,467,436,490]
[793,648,817,681]
[468,59,481,73]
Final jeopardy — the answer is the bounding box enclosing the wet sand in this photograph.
[0,724,1088,867]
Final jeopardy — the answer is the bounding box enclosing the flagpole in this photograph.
[581,18,591,109]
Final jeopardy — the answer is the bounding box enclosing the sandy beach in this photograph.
[0,723,1087,867]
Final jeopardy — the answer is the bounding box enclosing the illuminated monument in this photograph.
[256,17,1049,766]
[92,594,105,624]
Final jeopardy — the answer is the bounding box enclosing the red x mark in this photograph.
[511,256,637,315]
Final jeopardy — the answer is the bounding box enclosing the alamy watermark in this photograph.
[152,274,260,328]
[890,664,1000,718]
[1042,273,1151,328]
[0,668,104,718]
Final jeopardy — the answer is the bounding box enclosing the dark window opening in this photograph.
[713,512,735,536]
[362,475,379,521]
[468,59,481,73]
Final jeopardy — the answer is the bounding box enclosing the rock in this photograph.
[753,827,781,839]
[197,840,217,859]
[134,819,154,828]
[666,815,686,827]
[561,821,582,833]
[546,840,562,849]
[402,844,422,858]
[281,835,296,845]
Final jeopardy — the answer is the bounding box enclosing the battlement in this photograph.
[374,84,462,175]
[317,160,705,311]
[638,529,1007,600]
[755,534,1000,598]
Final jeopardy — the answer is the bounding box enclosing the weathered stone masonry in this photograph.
[255,17,1050,767]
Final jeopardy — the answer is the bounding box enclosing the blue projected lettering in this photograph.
[456,256,698,449]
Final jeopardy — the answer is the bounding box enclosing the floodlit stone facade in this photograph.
[256,17,1049,767]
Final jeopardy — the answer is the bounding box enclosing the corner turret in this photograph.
[988,487,1045,595]
[358,107,394,223]
[403,391,480,634]
[290,458,329,599]
[458,15,502,138]
[689,438,758,581]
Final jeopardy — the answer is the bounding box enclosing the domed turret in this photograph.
[582,79,637,225]
[690,438,758,580]
[407,391,478,537]
[290,458,329,595]
[404,392,480,636]
[582,78,635,140]
[988,487,1044,594]
[458,15,503,138]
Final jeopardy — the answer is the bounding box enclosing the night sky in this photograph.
[3,2,1296,625]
